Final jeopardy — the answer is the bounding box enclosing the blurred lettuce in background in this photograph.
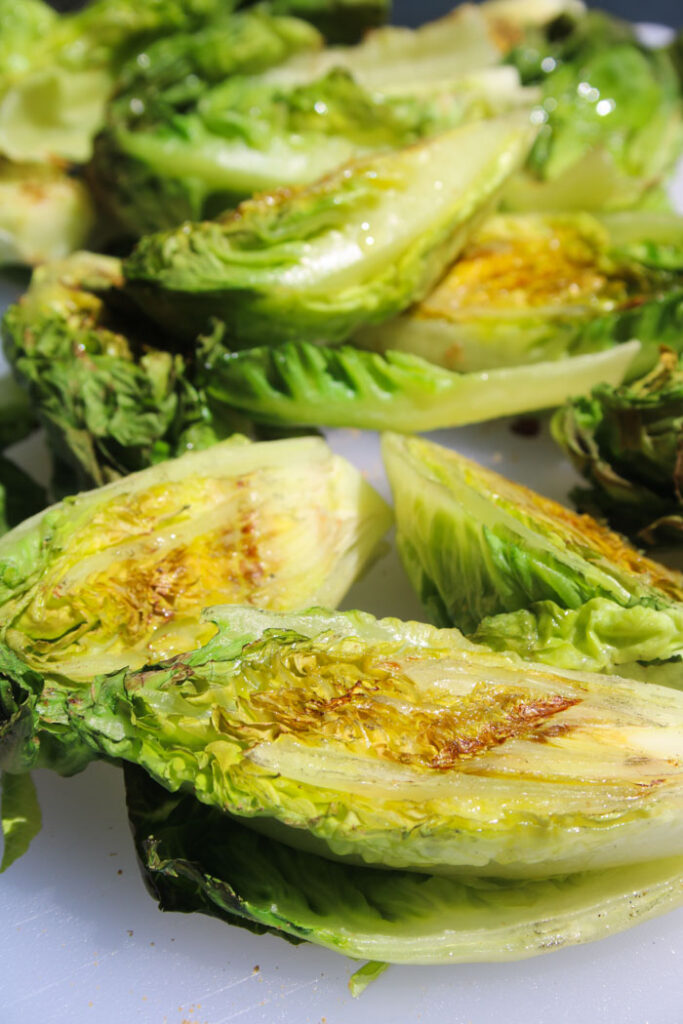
[553,348,683,545]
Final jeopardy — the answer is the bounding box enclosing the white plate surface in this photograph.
[1,55,682,1024]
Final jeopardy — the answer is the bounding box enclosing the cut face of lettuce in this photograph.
[126,764,683,965]
[93,69,473,237]
[0,160,95,266]
[0,438,390,681]
[200,331,638,431]
[90,9,336,234]
[2,251,244,491]
[552,349,683,547]
[28,605,683,879]
[355,212,683,374]
[382,433,683,680]
[122,113,537,344]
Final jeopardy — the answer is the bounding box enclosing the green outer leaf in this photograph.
[0,0,57,76]
[91,10,326,235]
[201,336,638,432]
[504,12,683,211]
[123,113,537,344]
[0,770,41,872]
[0,643,102,777]
[124,764,683,965]
[472,597,683,683]
[112,8,322,99]
[0,0,230,163]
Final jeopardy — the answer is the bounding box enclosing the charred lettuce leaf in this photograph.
[93,68,467,237]
[552,348,683,546]
[122,113,537,344]
[0,437,390,683]
[90,9,329,234]
[355,212,683,375]
[13,604,683,879]
[125,762,683,964]
[382,432,683,680]
[94,3,536,239]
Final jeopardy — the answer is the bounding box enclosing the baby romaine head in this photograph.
[382,432,683,680]
[0,437,390,681]
[122,112,538,344]
[355,211,683,374]
[44,605,683,879]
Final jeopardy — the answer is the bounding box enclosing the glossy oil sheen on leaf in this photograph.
[123,112,538,343]
[34,605,683,879]
[355,212,683,374]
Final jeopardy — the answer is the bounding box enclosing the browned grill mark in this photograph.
[249,682,580,771]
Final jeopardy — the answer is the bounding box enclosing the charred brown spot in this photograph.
[239,513,266,593]
[247,673,580,771]
[419,223,620,318]
[529,721,574,743]
[482,466,683,601]
[423,694,579,769]
[129,662,194,692]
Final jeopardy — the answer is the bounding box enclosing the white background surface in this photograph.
[1,40,683,1022]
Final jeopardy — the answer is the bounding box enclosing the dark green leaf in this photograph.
[0,770,41,872]
[552,349,683,546]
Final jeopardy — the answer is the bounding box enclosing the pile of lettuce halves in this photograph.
[1,0,683,992]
